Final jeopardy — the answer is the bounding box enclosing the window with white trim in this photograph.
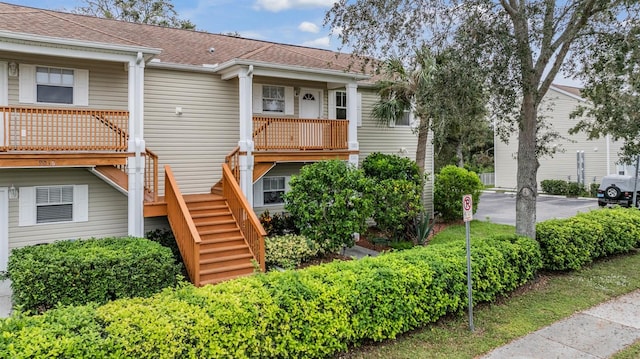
[19,64,89,106]
[262,85,285,113]
[253,176,290,207]
[397,110,411,126]
[19,185,89,226]
[335,91,347,120]
[36,67,74,104]
[328,89,362,126]
[253,84,294,115]
[36,186,74,223]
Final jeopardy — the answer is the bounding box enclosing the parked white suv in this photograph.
[597,175,640,207]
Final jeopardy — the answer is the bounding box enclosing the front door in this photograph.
[0,188,7,271]
[299,89,323,148]
[299,89,321,119]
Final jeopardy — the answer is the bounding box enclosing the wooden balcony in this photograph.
[0,107,130,167]
[252,116,353,163]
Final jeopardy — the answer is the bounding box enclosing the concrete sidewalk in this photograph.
[482,289,640,358]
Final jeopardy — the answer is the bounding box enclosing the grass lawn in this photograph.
[340,221,640,359]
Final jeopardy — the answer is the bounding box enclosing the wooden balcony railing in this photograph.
[222,163,266,272]
[165,165,201,285]
[0,107,128,152]
[253,116,348,151]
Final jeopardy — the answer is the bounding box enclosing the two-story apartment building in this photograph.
[0,2,432,285]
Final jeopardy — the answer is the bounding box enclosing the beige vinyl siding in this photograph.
[357,88,434,212]
[0,51,127,109]
[144,216,170,234]
[0,168,128,249]
[144,68,240,195]
[494,87,622,190]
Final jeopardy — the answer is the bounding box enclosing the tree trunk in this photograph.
[415,120,430,175]
[515,95,539,238]
[456,142,464,167]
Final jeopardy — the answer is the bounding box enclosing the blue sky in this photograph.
[12,0,342,49]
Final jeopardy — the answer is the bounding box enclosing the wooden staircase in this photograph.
[184,193,255,284]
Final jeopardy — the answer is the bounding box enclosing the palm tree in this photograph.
[372,47,435,175]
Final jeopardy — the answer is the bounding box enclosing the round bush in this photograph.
[434,165,483,221]
[362,152,422,184]
[284,160,374,253]
[265,234,320,269]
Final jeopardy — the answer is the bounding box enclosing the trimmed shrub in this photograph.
[7,237,180,313]
[0,235,541,358]
[536,208,640,271]
[589,183,600,197]
[285,160,374,253]
[265,234,321,269]
[362,152,422,184]
[540,179,569,195]
[434,165,483,221]
[540,180,588,197]
[369,179,423,240]
[536,217,602,270]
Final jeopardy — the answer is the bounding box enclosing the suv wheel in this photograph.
[604,185,621,199]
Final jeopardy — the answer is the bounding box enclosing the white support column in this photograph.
[127,52,145,237]
[346,82,359,165]
[238,66,254,206]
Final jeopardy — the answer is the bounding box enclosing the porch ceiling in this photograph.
[0,152,130,168]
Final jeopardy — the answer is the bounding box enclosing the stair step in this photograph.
[200,262,254,276]
[200,253,253,266]
[201,244,248,254]
[200,237,246,248]
[200,228,241,236]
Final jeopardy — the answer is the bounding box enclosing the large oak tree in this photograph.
[327,0,640,238]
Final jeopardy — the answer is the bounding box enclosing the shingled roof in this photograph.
[0,2,364,74]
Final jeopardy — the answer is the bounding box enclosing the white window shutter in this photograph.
[74,69,89,106]
[73,185,89,222]
[18,187,35,226]
[0,62,7,106]
[253,179,263,207]
[18,64,35,104]
[357,93,362,127]
[328,90,336,119]
[252,84,262,114]
[284,86,294,115]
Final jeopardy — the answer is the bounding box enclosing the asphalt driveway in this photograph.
[474,192,599,226]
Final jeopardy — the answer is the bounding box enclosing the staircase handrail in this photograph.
[164,165,201,285]
[222,163,266,272]
[224,146,241,183]
[144,149,159,202]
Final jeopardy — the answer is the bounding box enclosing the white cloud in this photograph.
[301,36,331,48]
[298,21,320,33]
[254,0,336,12]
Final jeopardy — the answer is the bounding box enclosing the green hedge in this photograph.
[6,237,181,313]
[537,207,640,270]
[0,234,540,358]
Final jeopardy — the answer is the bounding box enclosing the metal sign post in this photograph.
[462,194,474,332]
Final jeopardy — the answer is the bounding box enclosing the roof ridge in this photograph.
[42,9,143,47]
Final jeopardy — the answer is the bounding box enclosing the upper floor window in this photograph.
[262,85,285,113]
[253,84,294,115]
[36,67,74,104]
[396,110,411,127]
[335,91,347,119]
[19,64,89,106]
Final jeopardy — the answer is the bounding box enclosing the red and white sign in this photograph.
[462,194,473,222]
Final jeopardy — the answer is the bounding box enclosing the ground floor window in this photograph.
[254,176,290,207]
[19,184,88,226]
